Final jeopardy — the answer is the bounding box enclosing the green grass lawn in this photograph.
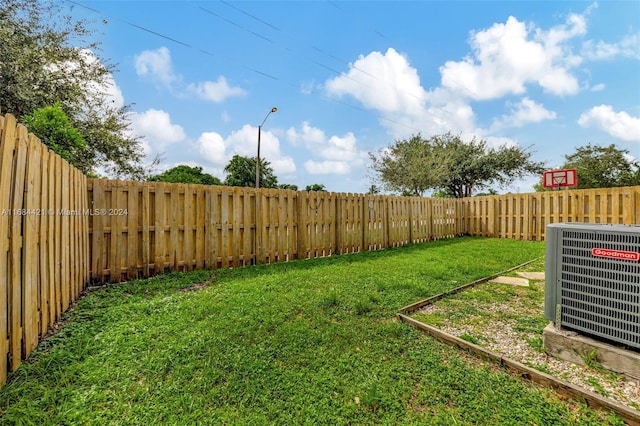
[0,237,621,425]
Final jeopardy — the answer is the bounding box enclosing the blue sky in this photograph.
[65,0,640,194]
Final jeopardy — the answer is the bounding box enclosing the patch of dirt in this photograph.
[178,274,215,293]
[413,274,640,413]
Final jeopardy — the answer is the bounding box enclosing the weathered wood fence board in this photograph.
[0,114,88,386]
[1,112,640,389]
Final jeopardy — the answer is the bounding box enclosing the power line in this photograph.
[64,0,282,82]
[190,1,362,83]
[327,1,388,40]
[326,0,482,101]
[216,0,378,80]
[202,0,448,127]
[219,0,282,32]
[63,0,446,135]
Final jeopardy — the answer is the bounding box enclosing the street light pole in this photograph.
[256,107,277,189]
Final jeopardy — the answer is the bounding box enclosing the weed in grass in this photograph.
[526,336,545,353]
[603,370,625,384]
[440,301,485,322]
[459,333,482,345]
[354,300,372,316]
[413,312,446,328]
[581,348,602,371]
[587,376,610,397]
[361,383,385,413]
[368,293,382,304]
[525,362,552,375]
[319,290,340,310]
[605,411,628,426]
[513,316,548,334]
[375,282,387,293]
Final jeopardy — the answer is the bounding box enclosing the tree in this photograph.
[278,183,298,191]
[474,188,498,197]
[223,155,278,188]
[369,134,442,196]
[366,184,381,195]
[536,144,640,190]
[1,0,144,178]
[370,133,544,197]
[23,103,88,169]
[305,183,327,192]
[149,165,222,185]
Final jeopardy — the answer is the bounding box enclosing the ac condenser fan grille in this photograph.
[545,224,640,350]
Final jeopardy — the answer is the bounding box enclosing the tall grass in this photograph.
[0,237,618,424]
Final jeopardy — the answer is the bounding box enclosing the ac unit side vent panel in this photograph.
[545,223,640,350]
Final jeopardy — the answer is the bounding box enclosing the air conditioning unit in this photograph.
[544,223,640,350]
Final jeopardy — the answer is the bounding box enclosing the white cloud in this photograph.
[134,47,177,86]
[133,47,245,102]
[578,105,640,142]
[271,157,297,175]
[286,122,368,168]
[196,124,296,176]
[197,131,227,166]
[132,109,186,156]
[286,121,326,146]
[326,48,427,114]
[304,160,351,175]
[421,89,477,136]
[491,97,556,130]
[440,12,586,99]
[582,32,640,60]
[590,83,605,92]
[187,77,246,103]
[325,49,476,139]
[322,134,360,161]
[227,125,278,159]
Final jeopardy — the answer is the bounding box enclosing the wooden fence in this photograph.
[1,111,639,388]
[463,187,639,240]
[0,114,89,387]
[87,182,639,284]
[86,180,463,283]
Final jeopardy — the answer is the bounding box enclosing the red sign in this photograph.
[591,248,640,261]
[542,169,577,189]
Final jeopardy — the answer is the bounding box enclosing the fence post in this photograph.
[295,191,305,261]
[335,193,342,255]
[141,184,150,276]
[408,197,413,243]
[384,196,390,248]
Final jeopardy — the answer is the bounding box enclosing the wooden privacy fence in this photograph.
[463,187,639,240]
[86,180,464,283]
[1,111,640,388]
[86,179,640,283]
[0,114,89,387]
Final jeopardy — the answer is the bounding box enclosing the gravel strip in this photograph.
[415,277,640,412]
